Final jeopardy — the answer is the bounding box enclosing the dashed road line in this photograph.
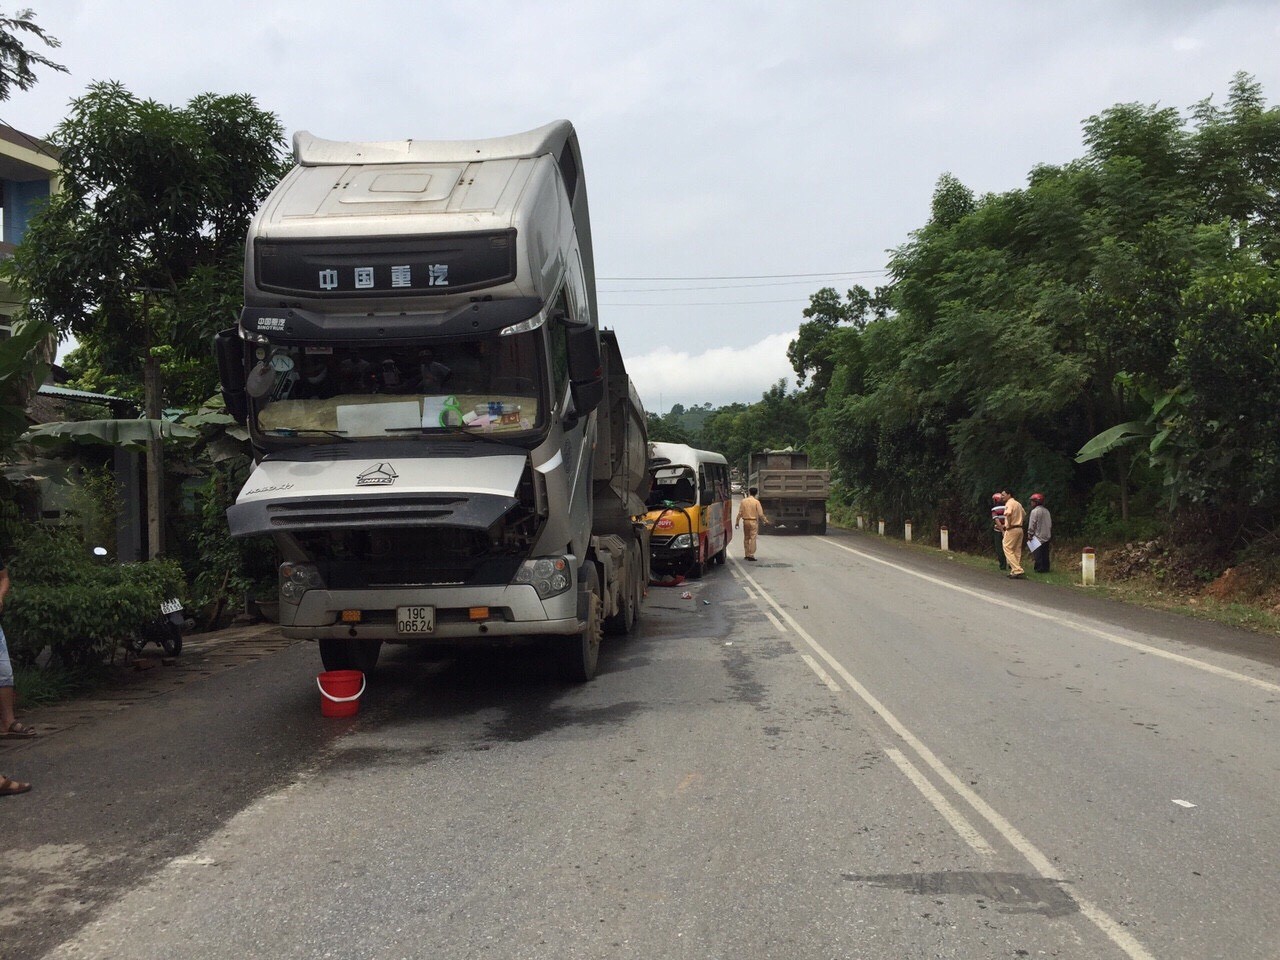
[799,653,842,692]
[885,748,995,857]
[734,561,1159,960]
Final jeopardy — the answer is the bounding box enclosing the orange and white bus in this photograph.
[643,442,732,578]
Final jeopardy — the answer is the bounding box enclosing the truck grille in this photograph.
[266,495,467,528]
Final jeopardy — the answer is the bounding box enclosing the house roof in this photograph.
[38,384,129,404]
[34,384,139,420]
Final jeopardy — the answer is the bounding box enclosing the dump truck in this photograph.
[214,120,650,681]
[747,448,830,534]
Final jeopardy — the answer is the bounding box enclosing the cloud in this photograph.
[621,330,799,413]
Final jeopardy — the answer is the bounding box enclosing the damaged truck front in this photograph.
[214,121,649,681]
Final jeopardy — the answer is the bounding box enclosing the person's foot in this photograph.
[745,556,757,561]
[0,721,36,739]
[1008,573,1025,579]
[0,774,32,796]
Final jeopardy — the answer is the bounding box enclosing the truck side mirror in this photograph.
[212,328,249,425]
[566,325,604,418]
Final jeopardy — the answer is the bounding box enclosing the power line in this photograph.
[0,115,60,164]
[598,270,888,282]
[603,276,885,293]
[602,298,808,307]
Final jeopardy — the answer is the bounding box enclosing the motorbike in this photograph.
[129,595,194,657]
[92,547,195,657]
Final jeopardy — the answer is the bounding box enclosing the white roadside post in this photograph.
[857,515,864,530]
[904,520,913,542]
[1081,546,1096,586]
[940,526,949,551]
[877,519,885,536]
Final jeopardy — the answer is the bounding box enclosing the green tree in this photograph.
[646,411,693,446]
[0,8,63,456]
[5,81,287,557]
[0,8,65,100]
[812,74,1280,554]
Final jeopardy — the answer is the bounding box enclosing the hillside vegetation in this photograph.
[651,74,1280,624]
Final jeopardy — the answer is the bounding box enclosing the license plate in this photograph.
[159,598,183,615]
[396,605,435,634]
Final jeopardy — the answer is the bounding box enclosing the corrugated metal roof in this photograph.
[38,384,134,405]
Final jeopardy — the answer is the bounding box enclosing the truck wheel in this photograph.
[631,556,645,625]
[628,540,644,628]
[604,580,633,636]
[604,547,642,636]
[713,546,726,565]
[558,566,602,681]
[816,517,828,535]
[319,638,382,674]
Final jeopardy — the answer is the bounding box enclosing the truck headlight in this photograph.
[279,561,324,604]
[669,534,693,549]
[514,556,572,600]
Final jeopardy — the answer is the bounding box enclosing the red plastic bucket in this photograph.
[317,670,365,718]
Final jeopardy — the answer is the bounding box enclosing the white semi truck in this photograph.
[214,121,649,681]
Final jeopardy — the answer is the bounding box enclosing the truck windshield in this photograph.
[249,332,544,440]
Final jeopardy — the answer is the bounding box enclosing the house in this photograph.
[0,124,147,560]
[0,122,59,337]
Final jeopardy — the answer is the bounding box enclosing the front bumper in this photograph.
[649,536,698,574]
[278,582,580,641]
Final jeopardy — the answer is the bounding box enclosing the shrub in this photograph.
[1080,481,1166,542]
[6,526,187,668]
[190,465,276,625]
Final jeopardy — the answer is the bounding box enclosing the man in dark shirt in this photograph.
[1027,493,1053,573]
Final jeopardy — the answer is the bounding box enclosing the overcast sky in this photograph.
[6,1,1280,412]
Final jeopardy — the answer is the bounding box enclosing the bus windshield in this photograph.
[249,331,544,441]
[647,465,698,507]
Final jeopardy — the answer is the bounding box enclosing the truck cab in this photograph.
[216,122,647,681]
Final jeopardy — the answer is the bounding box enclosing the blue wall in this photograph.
[3,178,51,245]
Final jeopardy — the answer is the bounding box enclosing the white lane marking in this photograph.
[735,563,1158,960]
[885,748,995,857]
[764,609,786,633]
[171,855,218,866]
[800,653,843,692]
[824,539,1280,695]
[1172,799,1197,808]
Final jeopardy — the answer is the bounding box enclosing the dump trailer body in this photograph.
[747,449,830,534]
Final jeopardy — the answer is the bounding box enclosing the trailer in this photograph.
[747,449,830,535]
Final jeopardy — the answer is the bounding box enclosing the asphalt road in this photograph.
[3,528,1278,959]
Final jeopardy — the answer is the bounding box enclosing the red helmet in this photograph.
[1030,492,1044,502]
[992,493,1002,502]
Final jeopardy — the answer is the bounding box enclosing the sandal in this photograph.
[0,775,32,796]
[0,721,37,738]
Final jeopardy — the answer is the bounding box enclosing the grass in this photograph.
[13,662,107,708]
[849,525,1280,640]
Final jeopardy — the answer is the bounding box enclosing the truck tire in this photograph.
[630,547,645,625]
[604,573,634,636]
[319,637,382,674]
[557,565,602,682]
[605,541,642,636]
[816,517,828,535]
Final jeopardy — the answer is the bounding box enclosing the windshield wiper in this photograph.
[263,428,352,442]
[383,426,483,440]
